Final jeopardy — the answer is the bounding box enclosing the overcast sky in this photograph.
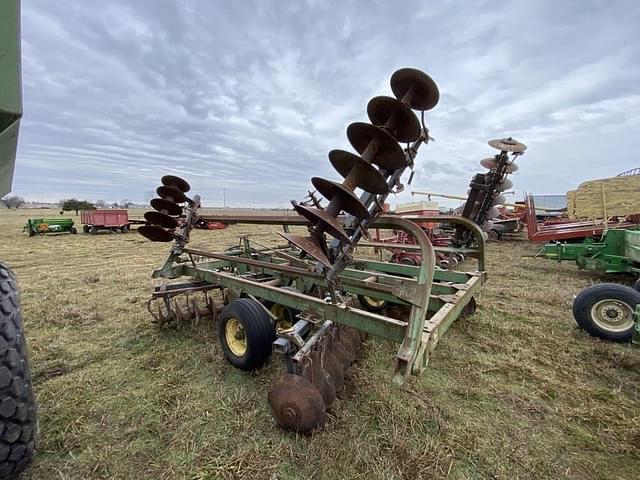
[12,0,640,208]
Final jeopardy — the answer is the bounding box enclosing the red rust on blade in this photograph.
[311,177,370,219]
[321,351,345,392]
[144,211,178,229]
[488,138,527,153]
[293,204,351,244]
[138,225,174,242]
[390,68,440,111]
[367,96,421,143]
[302,363,337,408]
[156,185,187,203]
[328,150,389,195]
[150,197,183,216]
[268,373,327,433]
[278,232,332,267]
[161,175,191,193]
[346,122,406,170]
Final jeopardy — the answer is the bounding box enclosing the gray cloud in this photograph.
[12,0,640,208]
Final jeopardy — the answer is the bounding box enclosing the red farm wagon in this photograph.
[81,209,130,234]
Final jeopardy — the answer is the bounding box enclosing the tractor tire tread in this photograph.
[0,263,38,478]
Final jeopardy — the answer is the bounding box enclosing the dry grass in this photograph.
[1,208,638,479]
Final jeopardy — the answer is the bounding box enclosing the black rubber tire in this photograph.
[358,295,387,313]
[89,226,97,235]
[632,278,640,293]
[218,299,275,371]
[82,225,89,234]
[70,227,77,235]
[0,263,38,477]
[121,225,129,233]
[572,283,640,342]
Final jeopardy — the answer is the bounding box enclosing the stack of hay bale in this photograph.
[567,173,640,219]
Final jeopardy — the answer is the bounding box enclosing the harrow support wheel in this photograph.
[265,286,300,331]
[218,299,275,370]
[573,283,640,342]
[357,295,387,313]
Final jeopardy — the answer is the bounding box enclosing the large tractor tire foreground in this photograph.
[0,264,38,478]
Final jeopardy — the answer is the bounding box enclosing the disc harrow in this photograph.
[138,68,487,434]
[453,137,527,246]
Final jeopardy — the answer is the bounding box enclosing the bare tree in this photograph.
[1,195,25,209]
[95,199,106,208]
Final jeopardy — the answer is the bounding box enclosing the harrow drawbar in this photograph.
[138,67,488,433]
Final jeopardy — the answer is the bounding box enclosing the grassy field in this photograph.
[1,207,638,479]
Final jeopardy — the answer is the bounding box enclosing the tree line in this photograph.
[1,196,135,213]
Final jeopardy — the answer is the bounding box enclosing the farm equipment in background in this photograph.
[524,194,639,242]
[538,228,640,284]
[452,137,526,247]
[24,217,77,236]
[0,1,39,476]
[194,219,227,230]
[364,138,526,270]
[573,283,640,344]
[138,68,487,433]
[81,208,130,233]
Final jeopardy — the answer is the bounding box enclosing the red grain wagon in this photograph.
[81,209,130,234]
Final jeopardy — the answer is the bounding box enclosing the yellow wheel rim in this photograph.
[364,296,385,308]
[271,304,293,331]
[225,317,247,357]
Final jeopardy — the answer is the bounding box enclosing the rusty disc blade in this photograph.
[311,177,369,219]
[156,185,187,203]
[492,194,506,206]
[332,339,355,367]
[344,328,363,353]
[347,122,406,170]
[488,137,527,153]
[367,96,421,143]
[302,364,337,408]
[497,178,514,191]
[150,198,183,216]
[328,150,389,195]
[268,374,326,433]
[161,175,191,193]
[390,68,440,111]
[144,211,178,229]
[293,204,351,244]
[338,334,358,362]
[479,158,519,173]
[138,225,174,242]
[487,206,500,219]
[278,232,332,267]
[321,351,344,392]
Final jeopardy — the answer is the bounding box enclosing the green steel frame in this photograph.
[540,228,640,277]
[150,214,486,385]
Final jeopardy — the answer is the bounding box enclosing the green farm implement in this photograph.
[540,229,640,342]
[24,217,77,236]
[539,228,640,283]
[139,68,488,433]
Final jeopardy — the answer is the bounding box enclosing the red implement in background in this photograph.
[525,195,637,242]
[81,209,130,233]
